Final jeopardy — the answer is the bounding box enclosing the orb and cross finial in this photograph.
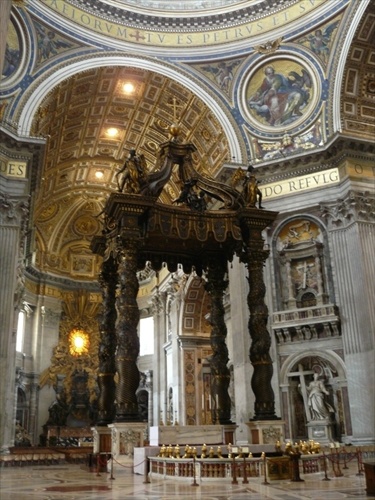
[168,97,184,139]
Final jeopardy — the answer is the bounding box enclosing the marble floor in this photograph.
[0,460,374,500]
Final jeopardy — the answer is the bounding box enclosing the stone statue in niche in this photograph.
[307,373,334,420]
[295,259,316,291]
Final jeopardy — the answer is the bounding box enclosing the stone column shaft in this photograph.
[205,259,232,424]
[246,250,277,420]
[97,256,117,425]
[115,240,141,422]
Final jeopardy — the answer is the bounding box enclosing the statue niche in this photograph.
[276,219,329,310]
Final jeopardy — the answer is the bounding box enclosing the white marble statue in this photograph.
[307,373,334,420]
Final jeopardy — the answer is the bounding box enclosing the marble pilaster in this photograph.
[0,194,29,453]
[320,191,375,443]
[150,290,167,426]
[228,257,253,441]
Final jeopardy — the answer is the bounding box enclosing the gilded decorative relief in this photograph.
[39,291,100,427]
[277,219,321,249]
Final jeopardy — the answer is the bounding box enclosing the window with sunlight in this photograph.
[139,316,154,356]
[16,310,25,352]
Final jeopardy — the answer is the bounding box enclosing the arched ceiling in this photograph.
[31,66,232,282]
[341,1,375,140]
[21,0,373,286]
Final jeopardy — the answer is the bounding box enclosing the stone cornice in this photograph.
[24,265,101,292]
[218,136,375,185]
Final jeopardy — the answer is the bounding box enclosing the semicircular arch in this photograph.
[17,55,245,161]
[280,349,347,385]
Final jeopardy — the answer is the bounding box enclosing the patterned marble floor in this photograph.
[0,460,374,500]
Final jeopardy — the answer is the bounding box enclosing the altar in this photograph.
[149,425,236,447]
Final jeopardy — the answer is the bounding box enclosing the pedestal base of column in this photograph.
[246,420,285,445]
[222,424,237,445]
[307,420,335,444]
[108,422,147,460]
[91,426,112,454]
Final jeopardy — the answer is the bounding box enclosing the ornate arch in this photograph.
[16,55,244,161]
[280,349,347,385]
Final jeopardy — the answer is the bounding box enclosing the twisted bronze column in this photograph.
[205,259,232,424]
[242,246,277,420]
[115,239,141,422]
[97,256,117,425]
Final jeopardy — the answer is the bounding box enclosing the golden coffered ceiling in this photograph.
[341,1,375,140]
[23,0,374,285]
[31,66,231,282]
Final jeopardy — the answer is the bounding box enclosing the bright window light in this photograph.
[139,317,154,356]
[68,328,90,356]
[16,311,26,352]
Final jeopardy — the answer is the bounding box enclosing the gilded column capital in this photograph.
[320,190,375,229]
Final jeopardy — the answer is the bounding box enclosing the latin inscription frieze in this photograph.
[41,0,326,49]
